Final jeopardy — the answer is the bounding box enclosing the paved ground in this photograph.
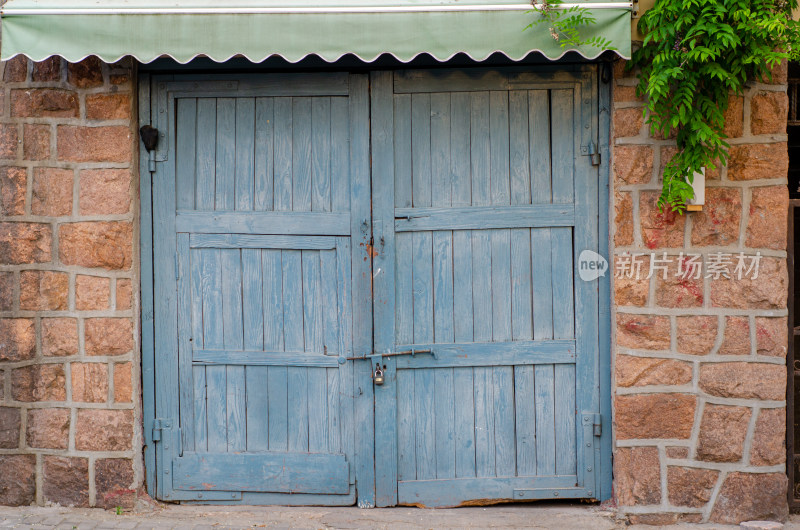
[0,503,798,529]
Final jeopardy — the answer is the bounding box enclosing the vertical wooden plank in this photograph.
[430,93,451,207]
[215,98,236,211]
[330,97,350,212]
[396,369,416,481]
[273,97,293,211]
[412,232,433,344]
[509,91,531,206]
[453,367,476,478]
[414,369,436,480]
[283,249,309,451]
[176,234,194,453]
[552,227,575,340]
[395,234,413,345]
[190,249,207,451]
[489,91,510,206]
[267,366,288,451]
[308,367,328,453]
[193,366,207,451]
[246,366,269,452]
[195,98,217,210]
[176,98,197,210]
[206,365,227,452]
[303,251,326,453]
[452,232,473,343]
[555,364,577,475]
[493,366,516,476]
[335,237,355,478]
[514,365,537,475]
[473,366,495,477]
[320,249,339,356]
[235,98,255,210]
[551,89,575,204]
[450,92,471,207]
[262,249,284,352]
[532,228,554,341]
[411,93,431,208]
[312,97,332,212]
[327,367,340,453]
[293,97,313,212]
[491,230,511,342]
[471,231,492,342]
[535,364,556,475]
[201,249,226,453]
[433,231,454,344]
[470,92,490,207]
[220,248,245,452]
[529,90,551,204]
[394,94,412,209]
[434,369,455,479]
[242,249,264,351]
[511,229,533,342]
[254,97,274,211]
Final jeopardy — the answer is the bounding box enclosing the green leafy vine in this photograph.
[527,0,616,51]
[633,0,800,212]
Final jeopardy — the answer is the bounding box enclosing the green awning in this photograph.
[0,0,631,64]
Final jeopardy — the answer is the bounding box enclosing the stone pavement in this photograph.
[1,503,800,529]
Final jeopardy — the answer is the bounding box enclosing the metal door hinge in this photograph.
[584,142,601,166]
[593,413,602,437]
[152,418,172,442]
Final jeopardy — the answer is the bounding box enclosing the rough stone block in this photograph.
[72,362,109,403]
[728,143,788,181]
[640,191,686,249]
[79,169,131,215]
[756,317,788,357]
[697,404,752,462]
[750,408,786,467]
[615,393,696,439]
[12,364,66,402]
[0,407,21,448]
[614,108,644,138]
[57,126,132,163]
[747,186,788,250]
[655,256,704,308]
[116,278,132,310]
[615,355,692,387]
[614,145,653,184]
[85,318,133,356]
[26,408,69,449]
[113,362,132,403]
[710,472,788,524]
[23,123,50,161]
[0,222,52,264]
[614,191,633,246]
[0,272,13,311]
[31,167,73,217]
[32,57,61,82]
[75,409,133,451]
[0,123,19,159]
[43,456,90,508]
[86,94,131,120]
[42,318,78,357]
[666,446,689,459]
[11,88,79,118]
[711,257,787,309]
[59,221,132,270]
[75,275,110,310]
[723,96,744,138]
[3,56,28,82]
[20,270,68,310]
[721,316,751,355]
[667,466,719,507]
[67,57,104,88]
[616,313,671,350]
[614,447,661,506]
[0,455,36,506]
[690,187,742,247]
[699,362,785,400]
[0,319,36,361]
[751,91,788,135]
[0,166,27,216]
[676,316,718,355]
[740,521,785,530]
[95,458,135,510]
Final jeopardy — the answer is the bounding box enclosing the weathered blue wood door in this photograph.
[151,73,374,505]
[370,67,602,507]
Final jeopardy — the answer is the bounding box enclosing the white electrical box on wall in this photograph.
[686,167,705,211]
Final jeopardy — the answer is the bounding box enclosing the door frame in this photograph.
[139,62,613,504]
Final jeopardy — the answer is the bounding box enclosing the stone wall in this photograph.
[0,56,140,509]
[611,59,790,524]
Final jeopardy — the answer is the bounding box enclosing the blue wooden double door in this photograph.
[150,66,603,507]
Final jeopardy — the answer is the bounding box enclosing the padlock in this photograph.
[373,363,385,385]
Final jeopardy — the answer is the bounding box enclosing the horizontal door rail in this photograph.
[190,233,338,250]
[394,204,574,232]
[398,475,582,507]
[174,452,349,494]
[193,350,340,367]
[176,211,351,236]
[393,339,576,368]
